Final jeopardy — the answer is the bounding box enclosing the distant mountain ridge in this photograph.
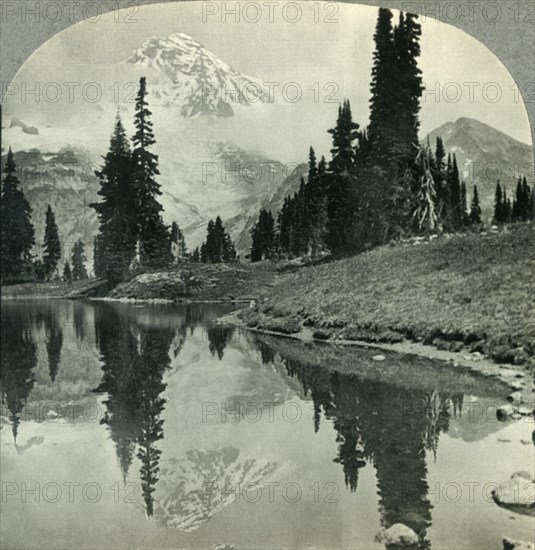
[425,117,533,218]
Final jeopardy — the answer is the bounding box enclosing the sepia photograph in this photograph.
[0,1,534,549]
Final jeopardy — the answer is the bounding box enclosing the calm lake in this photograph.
[1,300,533,549]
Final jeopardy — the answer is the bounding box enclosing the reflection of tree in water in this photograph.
[93,304,179,516]
[0,306,38,442]
[33,304,65,383]
[72,301,87,341]
[136,329,173,515]
[205,323,236,360]
[43,312,63,383]
[185,305,204,337]
[94,306,142,484]
[258,343,464,549]
[256,340,276,366]
[331,374,367,493]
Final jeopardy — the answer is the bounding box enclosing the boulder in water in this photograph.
[492,472,535,516]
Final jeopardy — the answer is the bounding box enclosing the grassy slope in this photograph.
[242,224,535,365]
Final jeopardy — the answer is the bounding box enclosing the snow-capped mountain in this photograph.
[2,31,284,257]
[127,32,270,118]
[148,447,279,531]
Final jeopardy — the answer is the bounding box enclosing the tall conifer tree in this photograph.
[92,113,136,283]
[132,77,171,269]
[43,205,61,280]
[326,100,359,252]
[71,240,88,281]
[0,148,35,282]
[469,185,482,225]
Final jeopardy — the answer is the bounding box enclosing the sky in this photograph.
[5,1,532,162]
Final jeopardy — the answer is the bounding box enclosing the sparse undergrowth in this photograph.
[242,224,535,367]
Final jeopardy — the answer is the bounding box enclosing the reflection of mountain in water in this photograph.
[252,334,509,550]
[151,447,278,532]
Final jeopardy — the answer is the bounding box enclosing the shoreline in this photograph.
[3,285,534,401]
[217,310,534,403]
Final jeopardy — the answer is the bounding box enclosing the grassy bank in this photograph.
[241,224,535,367]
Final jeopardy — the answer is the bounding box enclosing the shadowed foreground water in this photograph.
[1,300,533,549]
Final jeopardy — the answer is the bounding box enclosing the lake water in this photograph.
[1,300,533,550]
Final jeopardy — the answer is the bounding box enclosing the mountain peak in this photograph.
[127,32,269,118]
[425,117,533,220]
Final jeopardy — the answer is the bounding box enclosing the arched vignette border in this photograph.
[0,0,533,156]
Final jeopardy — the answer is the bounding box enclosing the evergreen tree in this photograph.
[222,232,236,262]
[447,154,462,230]
[432,137,448,228]
[250,209,276,262]
[326,100,359,252]
[304,147,327,257]
[368,8,399,157]
[512,176,531,221]
[503,187,512,223]
[523,177,532,221]
[201,217,236,263]
[92,113,136,283]
[469,185,482,226]
[435,137,446,171]
[277,196,293,255]
[460,182,469,227]
[206,219,219,262]
[71,240,88,281]
[291,179,308,256]
[43,205,61,280]
[191,246,200,263]
[0,148,35,282]
[366,8,424,241]
[394,11,423,160]
[411,145,437,232]
[63,261,72,283]
[93,235,104,278]
[170,221,187,262]
[132,77,171,269]
[170,221,179,245]
[493,181,504,224]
